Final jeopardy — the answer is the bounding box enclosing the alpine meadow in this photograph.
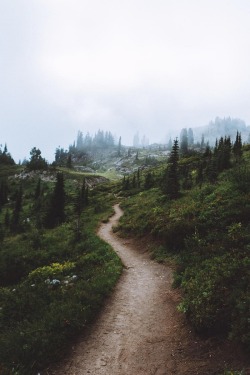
[0,119,250,374]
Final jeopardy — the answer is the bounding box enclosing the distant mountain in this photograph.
[193,117,250,146]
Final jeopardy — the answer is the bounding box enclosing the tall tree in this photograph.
[180,128,188,155]
[0,144,15,165]
[233,131,243,163]
[188,128,194,146]
[76,131,84,150]
[45,173,65,228]
[163,139,180,199]
[27,147,48,171]
[10,184,23,232]
[118,136,122,157]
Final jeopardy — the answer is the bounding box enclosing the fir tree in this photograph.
[118,136,122,157]
[144,171,155,190]
[233,131,242,163]
[66,153,72,169]
[164,139,180,199]
[27,147,48,171]
[180,128,188,155]
[45,173,65,228]
[11,184,23,232]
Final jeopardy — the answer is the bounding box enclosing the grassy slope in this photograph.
[117,150,250,352]
[0,168,122,375]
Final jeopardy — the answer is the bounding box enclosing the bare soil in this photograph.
[50,204,250,375]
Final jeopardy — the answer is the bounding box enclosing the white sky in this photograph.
[1,0,250,161]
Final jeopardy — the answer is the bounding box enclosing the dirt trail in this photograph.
[51,204,249,375]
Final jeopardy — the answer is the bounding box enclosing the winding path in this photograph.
[51,204,248,375]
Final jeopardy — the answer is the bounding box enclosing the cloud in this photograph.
[1,0,250,161]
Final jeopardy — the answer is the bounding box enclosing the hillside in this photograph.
[116,140,250,357]
[0,133,249,374]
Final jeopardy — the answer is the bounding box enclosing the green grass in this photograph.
[116,151,250,352]
[0,170,122,374]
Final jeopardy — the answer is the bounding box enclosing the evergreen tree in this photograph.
[196,162,204,189]
[188,128,194,146]
[144,171,154,190]
[27,147,48,171]
[132,173,136,188]
[66,153,72,169]
[163,139,180,199]
[4,209,10,228]
[0,144,15,165]
[76,131,84,150]
[180,128,188,155]
[45,173,65,228]
[137,168,141,188]
[233,131,243,163]
[118,136,122,157]
[10,184,23,232]
[0,178,8,207]
[33,178,44,228]
[34,178,41,200]
[216,136,231,172]
[201,134,205,150]
[167,137,173,150]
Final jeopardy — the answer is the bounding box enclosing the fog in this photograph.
[1,0,250,161]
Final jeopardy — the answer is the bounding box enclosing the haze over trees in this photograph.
[0,122,249,373]
[0,144,15,166]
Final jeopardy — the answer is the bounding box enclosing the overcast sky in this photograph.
[1,0,250,161]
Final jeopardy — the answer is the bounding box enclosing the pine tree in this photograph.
[196,162,204,189]
[118,136,122,157]
[66,153,72,169]
[33,178,44,228]
[0,178,8,207]
[11,184,23,232]
[188,128,194,146]
[144,171,154,190]
[233,131,242,163]
[27,147,48,171]
[180,128,188,155]
[164,139,180,199]
[216,136,231,172]
[45,173,65,228]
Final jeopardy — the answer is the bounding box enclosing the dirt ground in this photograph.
[50,205,250,375]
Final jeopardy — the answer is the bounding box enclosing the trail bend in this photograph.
[51,204,247,375]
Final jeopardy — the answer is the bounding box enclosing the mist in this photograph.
[1,0,250,162]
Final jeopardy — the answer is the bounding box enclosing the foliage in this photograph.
[0,168,122,374]
[0,144,15,166]
[26,147,48,171]
[117,142,250,352]
[44,172,65,228]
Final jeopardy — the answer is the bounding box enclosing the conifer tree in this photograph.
[132,173,136,188]
[0,178,8,207]
[45,173,65,228]
[11,184,23,232]
[27,147,48,170]
[66,153,72,169]
[180,128,188,155]
[164,139,180,199]
[144,171,154,189]
[118,136,122,157]
[137,168,141,188]
[188,128,194,146]
[33,178,44,228]
[233,131,242,163]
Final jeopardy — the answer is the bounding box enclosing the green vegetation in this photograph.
[117,137,250,352]
[0,158,122,374]
[1,130,249,373]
